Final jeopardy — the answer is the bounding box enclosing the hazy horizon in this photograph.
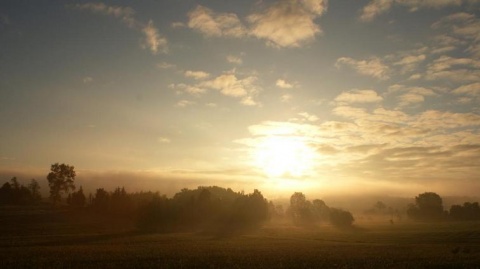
[1,1,479,199]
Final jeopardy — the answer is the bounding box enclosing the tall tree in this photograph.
[47,163,76,205]
[28,179,41,202]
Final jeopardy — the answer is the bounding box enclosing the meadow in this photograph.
[1,205,480,268]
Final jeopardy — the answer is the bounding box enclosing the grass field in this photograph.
[1,206,480,268]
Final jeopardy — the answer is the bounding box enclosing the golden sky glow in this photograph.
[0,0,479,197]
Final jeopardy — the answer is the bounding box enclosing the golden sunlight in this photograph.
[253,136,317,178]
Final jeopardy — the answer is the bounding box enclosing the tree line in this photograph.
[1,163,479,232]
[406,192,480,221]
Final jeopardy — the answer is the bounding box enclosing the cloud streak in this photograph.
[74,2,168,54]
[336,57,390,80]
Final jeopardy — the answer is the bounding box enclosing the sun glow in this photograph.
[253,136,317,178]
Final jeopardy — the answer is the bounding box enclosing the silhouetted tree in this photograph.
[0,177,42,205]
[137,194,171,232]
[289,192,313,225]
[375,201,387,211]
[28,179,41,202]
[311,199,330,222]
[110,187,133,216]
[0,182,13,204]
[407,192,444,221]
[68,186,86,208]
[92,188,110,212]
[229,189,268,229]
[329,208,354,227]
[47,163,76,205]
[450,202,480,221]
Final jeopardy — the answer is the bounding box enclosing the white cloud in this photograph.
[281,94,293,102]
[185,0,328,48]
[276,79,294,89]
[359,0,394,22]
[336,57,390,80]
[396,0,463,11]
[425,56,480,82]
[198,72,261,106]
[158,137,171,143]
[240,96,258,106]
[74,3,136,27]
[187,5,246,38]
[298,112,319,122]
[75,3,167,55]
[393,54,426,73]
[453,82,480,96]
[175,100,195,107]
[387,85,436,107]
[414,110,480,129]
[184,70,210,80]
[176,83,206,95]
[171,22,186,28]
[157,62,176,69]
[408,73,422,80]
[359,0,470,22]
[141,20,167,54]
[247,0,328,48]
[335,89,383,104]
[226,55,243,64]
[83,76,93,84]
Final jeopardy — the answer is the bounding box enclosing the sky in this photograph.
[1,0,479,197]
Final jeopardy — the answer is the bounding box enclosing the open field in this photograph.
[1,206,480,268]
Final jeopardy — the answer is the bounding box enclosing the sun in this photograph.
[253,136,317,178]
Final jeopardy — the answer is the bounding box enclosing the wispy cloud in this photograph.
[74,2,167,54]
[175,100,195,107]
[157,62,176,69]
[359,0,394,22]
[83,76,93,84]
[276,79,294,89]
[387,84,436,107]
[425,55,480,82]
[186,0,328,48]
[334,89,383,104]
[187,5,246,38]
[141,20,167,54]
[158,137,171,143]
[247,0,328,48]
[184,70,210,80]
[200,72,261,106]
[359,0,471,22]
[226,55,243,65]
[336,57,390,80]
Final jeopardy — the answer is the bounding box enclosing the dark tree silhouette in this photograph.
[28,179,41,202]
[47,163,76,205]
[450,202,480,221]
[407,192,444,220]
[289,192,313,225]
[110,187,133,216]
[311,199,330,222]
[0,177,41,205]
[68,186,86,208]
[329,208,354,227]
[0,181,13,204]
[92,188,110,212]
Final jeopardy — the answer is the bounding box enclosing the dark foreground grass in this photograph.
[1,206,479,268]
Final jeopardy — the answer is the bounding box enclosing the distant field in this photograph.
[1,206,480,268]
